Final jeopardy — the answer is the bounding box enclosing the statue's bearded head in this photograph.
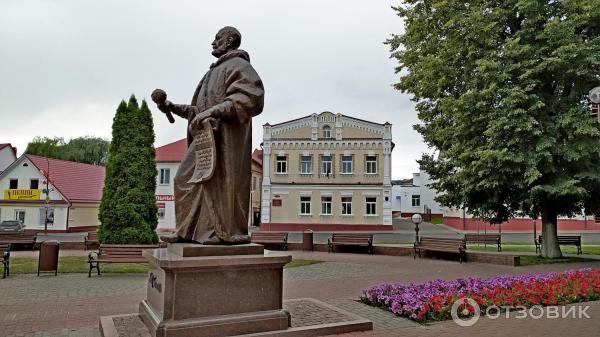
[212,26,241,58]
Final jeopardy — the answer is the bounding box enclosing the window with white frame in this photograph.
[300,196,311,215]
[157,204,166,221]
[412,195,421,207]
[300,155,312,174]
[321,196,332,215]
[159,168,170,185]
[9,179,18,189]
[341,197,353,215]
[341,155,353,174]
[276,155,287,174]
[15,209,25,223]
[38,208,54,226]
[321,155,333,176]
[366,156,377,174]
[322,125,331,138]
[365,197,377,215]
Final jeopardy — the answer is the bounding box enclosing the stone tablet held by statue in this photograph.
[188,118,217,184]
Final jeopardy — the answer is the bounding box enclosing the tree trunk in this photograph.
[541,206,562,258]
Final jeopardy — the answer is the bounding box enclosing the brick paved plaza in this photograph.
[1,251,599,337]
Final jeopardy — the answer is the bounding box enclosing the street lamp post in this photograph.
[411,213,423,244]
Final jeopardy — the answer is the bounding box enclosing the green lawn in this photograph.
[284,259,322,269]
[5,256,321,275]
[466,244,600,266]
[8,256,148,274]
[468,244,600,255]
[519,256,595,266]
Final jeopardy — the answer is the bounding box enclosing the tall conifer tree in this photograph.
[98,96,159,244]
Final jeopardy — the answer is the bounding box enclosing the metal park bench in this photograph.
[1,243,10,278]
[250,232,289,250]
[535,235,582,255]
[328,233,374,254]
[464,234,502,251]
[88,244,159,277]
[414,237,467,263]
[85,231,99,250]
[0,232,37,250]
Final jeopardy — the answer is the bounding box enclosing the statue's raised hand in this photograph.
[151,89,175,123]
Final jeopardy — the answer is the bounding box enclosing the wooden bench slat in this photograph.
[96,258,148,263]
[328,233,373,254]
[250,232,288,250]
[415,236,466,263]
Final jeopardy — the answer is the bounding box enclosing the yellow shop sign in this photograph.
[4,189,41,200]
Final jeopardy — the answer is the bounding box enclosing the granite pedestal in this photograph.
[138,243,291,337]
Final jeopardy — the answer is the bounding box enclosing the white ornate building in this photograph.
[260,112,393,231]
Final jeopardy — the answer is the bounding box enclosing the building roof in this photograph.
[0,143,17,157]
[391,178,416,187]
[155,139,188,162]
[251,149,263,173]
[26,154,105,203]
[265,111,390,128]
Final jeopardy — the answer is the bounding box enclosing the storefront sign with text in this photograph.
[4,189,41,200]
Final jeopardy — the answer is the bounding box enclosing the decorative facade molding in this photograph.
[265,140,385,150]
[264,112,390,141]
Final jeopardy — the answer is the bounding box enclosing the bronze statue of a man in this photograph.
[152,26,264,244]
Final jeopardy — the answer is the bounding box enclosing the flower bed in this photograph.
[361,269,600,322]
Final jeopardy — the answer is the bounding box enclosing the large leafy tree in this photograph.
[98,96,158,244]
[389,0,600,257]
[62,136,110,166]
[25,136,110,166]
[25,137,65,159]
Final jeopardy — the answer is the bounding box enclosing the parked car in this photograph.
[0,220,25,233]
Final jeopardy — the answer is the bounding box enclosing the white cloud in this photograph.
[0,0,430,178]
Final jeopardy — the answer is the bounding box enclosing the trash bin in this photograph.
[38,240,59,276]
[303,229,314,251]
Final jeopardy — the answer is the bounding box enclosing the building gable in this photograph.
[338,115,386,139]
[0,144,17,172]
[265,112,390,141]
[267,115,313,139]
[0,156,68,203]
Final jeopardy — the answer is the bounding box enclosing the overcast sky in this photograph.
[0,0,430,179]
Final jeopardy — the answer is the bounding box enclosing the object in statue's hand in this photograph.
[189,116,218,137]
[151,89,167,104]
[151,89,175,123]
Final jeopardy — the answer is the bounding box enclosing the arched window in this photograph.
[322,125,331,138]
